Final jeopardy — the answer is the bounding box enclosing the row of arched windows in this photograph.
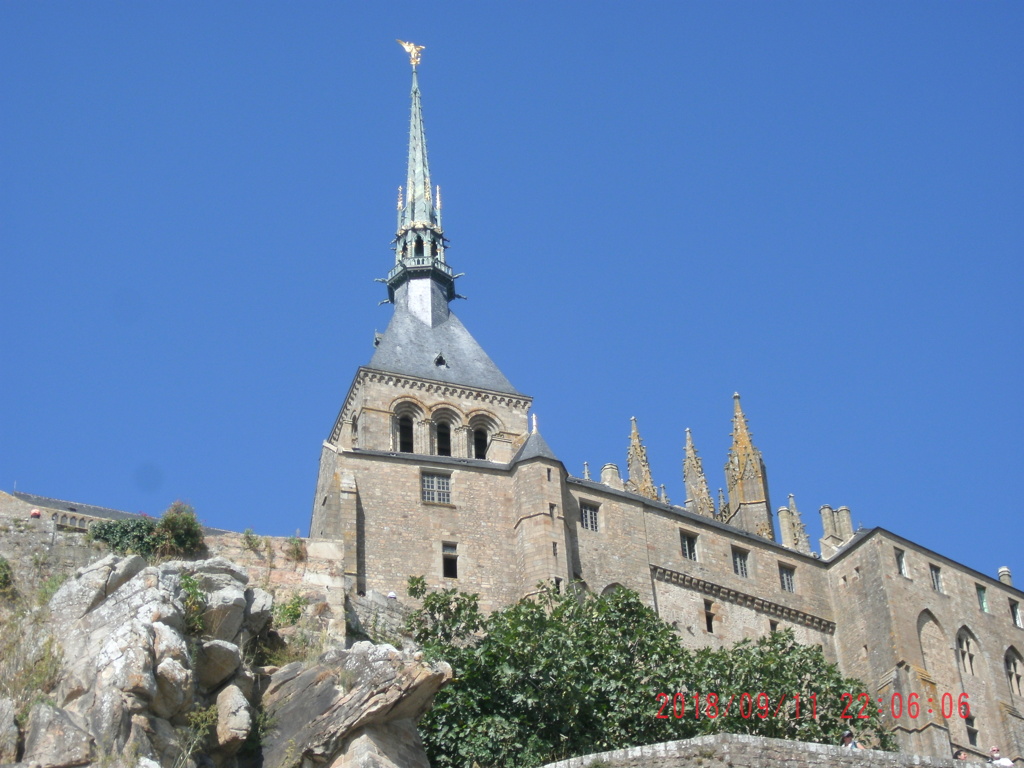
[391,401,501,460]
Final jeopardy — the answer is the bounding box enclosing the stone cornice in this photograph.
[330,367,533,442]
[651,564,836,635]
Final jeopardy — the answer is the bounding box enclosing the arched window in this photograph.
[398,416,414,453]
[473,428,488,459]
[1007,648,1024,697]
[467,412,500,461]
[957,629,977,676]
[436,421,452,457]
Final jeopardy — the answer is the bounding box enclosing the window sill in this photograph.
[422,501,456,509]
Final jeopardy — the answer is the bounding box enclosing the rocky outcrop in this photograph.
[0,554,449,768]
[260,641,451,768]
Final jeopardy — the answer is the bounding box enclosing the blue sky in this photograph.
[2,3,1021,581]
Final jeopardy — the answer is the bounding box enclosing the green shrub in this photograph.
[154,501,204,557]
[89,516,158,556]
[87,501,204,559]
[0,557,14,598]
[283,536,306,562]
[274,594,307,627]
[242,528,262,553]
[179,572,206,636]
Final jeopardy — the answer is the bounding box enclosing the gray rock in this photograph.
[196,639,241,690]
[260,642,451,768]
[23,704,93,768]
[244,586,273,634]
[152,657,193,719]
[214,684,252,755]
[0,698,17,764]
[49,554,145,624]
[202,586,247,642]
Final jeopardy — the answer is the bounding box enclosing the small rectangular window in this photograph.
[680,532,698,561]
[930,564,943,593]
[422,473,451,504]
[779,564,796,593]
[1012,600,1023,629]
[547,468,552,481]
[704,600,715,633]
[965,716,978,747]
[442,542,458,579]
[552,541,558,557]
[977,584,988,612]
[549,503,557,517]
[580,502,599,532]
[769,620,779,633]
[732,548,749,578]
[895,548,907,577]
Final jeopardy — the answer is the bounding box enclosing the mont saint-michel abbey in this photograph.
[308,45,1024,762]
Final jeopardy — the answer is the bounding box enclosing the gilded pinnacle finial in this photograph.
[397,39,425,68]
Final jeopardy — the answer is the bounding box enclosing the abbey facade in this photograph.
[309,48,1024,763]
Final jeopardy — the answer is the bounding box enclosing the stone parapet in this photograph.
[541,733,965,768]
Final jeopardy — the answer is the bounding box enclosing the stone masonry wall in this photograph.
[540,733,965,768]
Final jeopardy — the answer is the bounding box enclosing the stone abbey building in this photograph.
[307,45,1024,763]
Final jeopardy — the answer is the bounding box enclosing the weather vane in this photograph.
[396,39,425,68]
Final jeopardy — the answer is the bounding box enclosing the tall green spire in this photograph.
[386,41,456,304]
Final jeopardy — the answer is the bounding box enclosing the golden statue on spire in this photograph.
[396,40,425,67]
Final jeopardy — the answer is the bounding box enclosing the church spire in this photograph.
[626,416,658,501]
[385,41,456,307]
[724,393,776,540]
[683,428,716,518]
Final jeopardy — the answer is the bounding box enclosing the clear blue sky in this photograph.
[2,3,1021,581]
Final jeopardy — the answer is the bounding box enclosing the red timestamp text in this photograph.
[655,692,818,720]
[841,692,970,720]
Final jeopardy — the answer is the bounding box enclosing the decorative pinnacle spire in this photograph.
[683,428,715,518]
[382,42,456,305]
[626,416,658,500]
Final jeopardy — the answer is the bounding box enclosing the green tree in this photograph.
[407,580,894,768]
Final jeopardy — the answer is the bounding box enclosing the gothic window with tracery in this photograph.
[1006,649,1023,697]
[957,630,976,676]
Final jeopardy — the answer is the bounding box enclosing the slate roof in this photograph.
[368,302,521,395]
[512,430,559,464]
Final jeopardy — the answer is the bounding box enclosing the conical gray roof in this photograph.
[368,301,520,395]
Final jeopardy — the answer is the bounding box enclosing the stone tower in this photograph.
[309,43,571,604]
[722,393,775,540]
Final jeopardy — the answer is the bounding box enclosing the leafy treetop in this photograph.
[406,579,895,768]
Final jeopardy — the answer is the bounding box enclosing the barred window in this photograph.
[580,502,599,532]
[421,473,451,504]
[680,532,698,561]
[779,564,796,593]
[732,548,749,578]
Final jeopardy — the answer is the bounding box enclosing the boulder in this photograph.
[214,684,252,755]
[152,657,193,719]
[23,703,93,768]
[202,586,247,642]
[260,642,451,768]
[196,639,241,690]
[244,586,274,634]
